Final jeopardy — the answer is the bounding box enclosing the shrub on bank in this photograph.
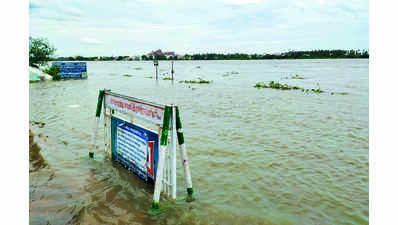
[43,65,61,80]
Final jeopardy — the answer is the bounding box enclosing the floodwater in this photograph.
[29,59,369,225]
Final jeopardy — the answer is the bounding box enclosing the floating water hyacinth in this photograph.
[179,79,211,84]
[254,81,324,93]
[291,74,305,79]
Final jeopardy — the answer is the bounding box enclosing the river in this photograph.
[29,59,369,225]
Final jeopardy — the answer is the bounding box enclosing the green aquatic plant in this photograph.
[195,66,201,69]
[123,74,133,77]
[312,83,324,93]
[254,82,268,88]
[231,71,239,74]
[134,67,143,70]
[291,74,305,79]
[254,81,324,93]
[179,79,211,84]
[144,76,153,78]
[163,77,173,80]
[331,92,348,95]
[312,88,324,93]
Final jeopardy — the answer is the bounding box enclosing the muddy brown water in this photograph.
[29,59,368,225]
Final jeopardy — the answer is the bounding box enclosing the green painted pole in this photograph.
[89,90,105,158]
[96,90,105,117]
[175,106,194,196]
[152,106,172,210]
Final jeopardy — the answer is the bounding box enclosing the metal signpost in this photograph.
[171,60,174,80]
[52,62,87,79]
[89,90,194,211]
[153,60,159,79]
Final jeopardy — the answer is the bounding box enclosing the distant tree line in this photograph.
[53,49,368,61]
[179,50,368,60]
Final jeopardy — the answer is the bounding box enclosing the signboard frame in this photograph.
[89,89,194,211]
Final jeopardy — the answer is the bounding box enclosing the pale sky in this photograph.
[29,0,369,57]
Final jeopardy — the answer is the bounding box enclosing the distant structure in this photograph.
[148,49,163,57]
[164,51,175,57]
[148,49,176,59]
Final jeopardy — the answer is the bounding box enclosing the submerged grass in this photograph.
[123,74,133,77]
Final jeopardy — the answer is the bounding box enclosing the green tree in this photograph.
[29,37,56,68]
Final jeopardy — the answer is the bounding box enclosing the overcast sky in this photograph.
[29,0,368,57]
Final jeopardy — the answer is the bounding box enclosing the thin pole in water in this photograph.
[171,105,177,199]
[175,106,194,196]
[89,89,105,158]
[152,106,172,210]
[171,60,174,80]
[154,59,159,80]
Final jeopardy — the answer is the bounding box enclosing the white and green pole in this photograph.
[89,89,105,158]
[175,106,194,197]
[152,105,172,210]
[170,105,177,199]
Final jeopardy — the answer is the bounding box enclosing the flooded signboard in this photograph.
[104,93,164,124]
[111,116,159,182]
[52,62,87,79]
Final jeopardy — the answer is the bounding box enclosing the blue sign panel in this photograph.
[52,62,87,79]
[111,116,159,184]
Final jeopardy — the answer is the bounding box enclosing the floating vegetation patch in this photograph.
[254,81,301,90]
[254,81,324,93]
[179,79,211,84]
[223,71,239,77]
[163,77,173,80]
[291,74,305,79]
[195,66,201,69]
[134,67,143,70]
[331,92,349,95]
[123,74,133,77]
[31,121,46,128]
[144,76,153,79]
[282,74,305,80]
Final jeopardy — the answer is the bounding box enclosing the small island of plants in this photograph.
[179,79,211,84]
[254,81,324,93]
